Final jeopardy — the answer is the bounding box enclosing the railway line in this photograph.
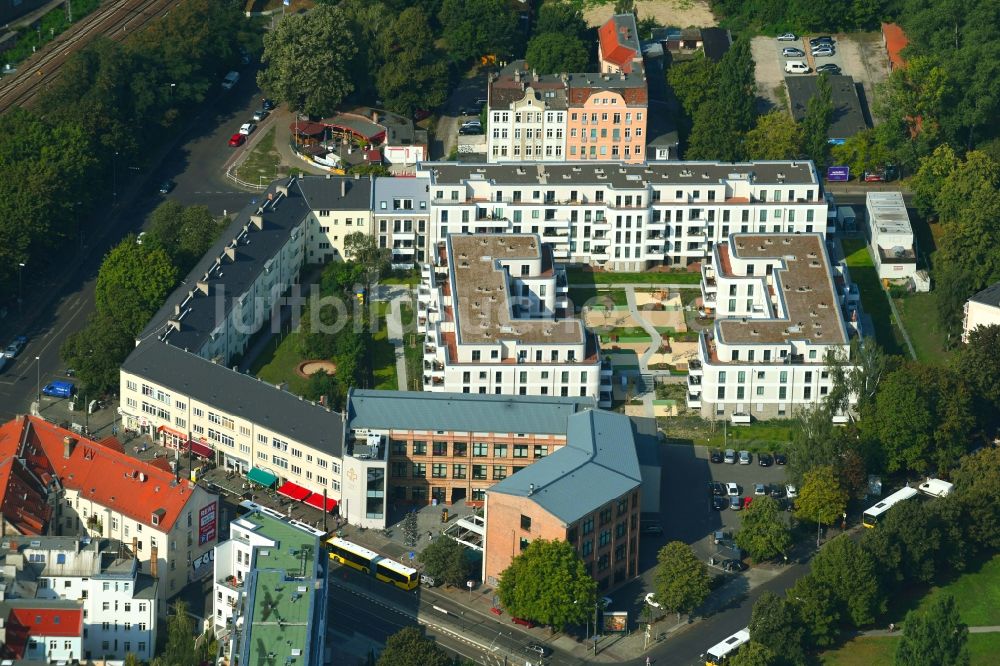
[0,0,175,113]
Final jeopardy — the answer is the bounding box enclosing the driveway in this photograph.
[434,69,489,159]
[751,36,787,112]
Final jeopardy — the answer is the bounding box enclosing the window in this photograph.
[493,444,507,458]
[599,529,611,547]
[412,463,426,478]
[581,540,593,557]
[472,488,486,501]
[582,516,594,535]
[452,464,466,479]
[432,463,447,478]
[521,514,532,531]
[472,465,488,480]
[412,440,427,455]
[473,442,488,457]
[390,462,407,478]
[533,445,548,458]
[493,465,507,480]
[432,441,448,456]
[513,445,528,458]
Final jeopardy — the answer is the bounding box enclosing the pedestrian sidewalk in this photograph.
[625,285,662,372]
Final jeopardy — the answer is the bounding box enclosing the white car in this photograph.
[645,592,661,608]
[784,61,810,74]
[812,48,835,58]
[786,484,798,498]
[777,32,797,41]
[726,482,740,497]
[239,122,256,136]
[754,483,766,496]
[738,450,751,465]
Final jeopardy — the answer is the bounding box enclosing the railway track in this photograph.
[0,0,175,113]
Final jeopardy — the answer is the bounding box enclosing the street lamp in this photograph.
[112,151,119,205]
[35,356,40,403]
[817,507,822,549]
[17,261,25,314]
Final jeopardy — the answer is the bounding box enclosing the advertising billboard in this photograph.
[199,503,218,545]
[826,166,850,182]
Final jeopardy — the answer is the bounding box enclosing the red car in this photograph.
[743,496,754,508]
[512,616,537,628]
[228,133,245,147]
[863,171,885,182]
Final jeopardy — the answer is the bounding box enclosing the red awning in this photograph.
[304,494,338,512]
[158,424,187,439]
[183,440,214,459]
[277,481,312,502]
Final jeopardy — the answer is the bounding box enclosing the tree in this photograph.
[954,325,1000,430]
[496,539,596,630]
[526,33,590,74]
[666,51,719,117]
[933,150,1000,225]
[375,7,450,116]
[861,499,942,588]
[303,370,345,410]
[787,574,840,647]
[795,465,848,528]
[162,600,196,666]
[831,128,894,180]
[895,595,969,666]
[811,535,883,627]
[438,0,520,63]
[653,541,712,621]
[344,231,391,276]
[735,496,792,562]
[534,2,588,42]
[258,5,359,116]
[145,201,224,271]
[910,144,959,218]
[748,592,806,666]
[729,642,778,666]
[94,238,177,336]
[124,654,141,666]
[951,447,1000,554]
[786,404,846,486]
[60,312,135,395]
[744,111,801,160]
[800,73,834,169]
[377,626,452,666]
[715,39,756,136]
[685,98,744,161]
[863,363,975,475]
[418,535,472,587]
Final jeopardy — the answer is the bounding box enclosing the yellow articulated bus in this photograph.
[704,627,750,666]
[326,536,418,591]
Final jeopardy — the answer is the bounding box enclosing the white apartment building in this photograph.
[373,176,431,268]
[962,282,1000,343]
[299,174,374,263]
[487,69,568,162]
[0,601,83,663]
[866,192,917,280]
[0,536,157,662]
[417,161,829,271]
[691,234,859,419]
[417,234,610,405]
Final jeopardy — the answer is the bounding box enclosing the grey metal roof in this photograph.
[786,75,869,140]
[970,281,1000,307]
[122,342,344,457]
[296,174,373,212]
[372,176,430,213]
[345,389,594,435]
[488,409,641,524]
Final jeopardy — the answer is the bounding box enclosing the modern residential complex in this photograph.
[0,536,157,661]
[417,160,828,270]
[417,234,609,403]
[865,192,918,280]
[0,416,218,612]
[963,282,1000,343]
[217,509,328,666]
[692,233,859,419]
[373,175,431,267]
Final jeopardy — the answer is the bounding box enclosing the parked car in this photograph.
[816,63,842,75]
[239,122,256,136]
[743,496,754,508]
[228,133,245,147]
[777,32,797,41]
[786,484,798,498]
[770,483,786,499]
[722,559,748,572]
[421,574,439,587]
[709,481,725,497]
[136,231,147,245]
[252,109,269,122]
[782,47,805,57]
[475,97,488,106]
[42,381,75,398]
[221,70,239,90]
[726,482,740,496]
[738,450,751,465]
[784,61,810,74]
[810,36,834,46]
[710,449,724,463]
[712,496,728,511]
[459,106,481,116]
[758,453,773,467]
[458,125,484,136]
[158,179,175,194]
[724,448,737,464]
[526,643,551,658]
[729,496,742,510]
[774,452,787,465]
[645,592,661,608]
[512,616,536,628]
[754,483,767,496]
[4,335,27,358]
[262,98,276,111]
[812,47,835,58]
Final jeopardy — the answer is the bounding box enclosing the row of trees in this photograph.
[524,2,591,75]
[710,0,891,33]
[730,444,1000,665]
[0,0,246,305]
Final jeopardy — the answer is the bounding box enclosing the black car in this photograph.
[816,64,842,75]
[712,496,728,511]
[158,180,175,194]
[709,481,725,497]
[262,98,276,111]
[769,483,786,499]
[722,559,748,572]
[810,36,834,46]
[458,125,484,135]
[526,643,552,658]
[459,106,481,116]
[710,449,724,463]
[758,453,773,467]
[774,452,787,465]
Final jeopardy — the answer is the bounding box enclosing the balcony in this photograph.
[687,393,702,409]
[218,575,243,592]
[687,375,702,394]
[688,359,703,375]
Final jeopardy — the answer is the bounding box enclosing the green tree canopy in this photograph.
[653,541,712,621]
[163,600,196,666]
[786,574,840,647]
[794,465,848,527]
[95,238,178,336]
[666,51,719,118]
[800,73,834,169]
[534,1,588,41]
[526,33,590,74]
[258,5,359,116]
[735,495,792,562]
[812,535,884,627]
[953,325,1000,430]
[744,110,801,160]
[894,594,969,666]
[438,0,520,63]
[418,535,472,587]
[951,447,1000,555]
[60,312,134,396]
[377,626,451,666]
[729,641,777,666]
[496,538,596,630]
[861,499,943,587]
[748,591,806,666]
[375,7,450,116]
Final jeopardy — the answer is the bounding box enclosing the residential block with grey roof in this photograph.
[963,281,1000,343]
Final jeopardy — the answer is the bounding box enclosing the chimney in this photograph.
[150,545,158,579]
[63,436,76,459]
[276,184,289,196]
[224,246,236,262]
[195,280,210,295]
[250,215,264,230]
[341,180,347,197]
[173,303,181,316]
[528,483,534,496]
[371,111,379,124]
[132,536,138,557]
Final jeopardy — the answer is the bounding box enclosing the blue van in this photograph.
[42,380,75,398]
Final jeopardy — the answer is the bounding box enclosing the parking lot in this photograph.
[751,33,890,117]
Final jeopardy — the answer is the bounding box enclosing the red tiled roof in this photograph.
[598,18,637,71]
[3,606,83,658]
[882,23,909,70]
[1,416,198,533]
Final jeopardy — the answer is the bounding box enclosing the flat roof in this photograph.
[488,409,642,523]
[121,342,344,458]
[716,234,849,346]
[421,160,819,189]
[786,75,868,140]
[372,176,430,211]
[346,389,594,435]
[447,234,584,345]
[867,191,912,236]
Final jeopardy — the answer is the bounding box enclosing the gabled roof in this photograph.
[488,410,641,523]
[1,416,201,533]
[969,282,1000,308]
[2,602,83,658]
[599,14,640,72]
[0,454,51,535]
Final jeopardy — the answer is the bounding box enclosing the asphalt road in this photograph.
[0,70,265,420]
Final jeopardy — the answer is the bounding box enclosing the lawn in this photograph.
[916,555,1000,626]
[568,286,629,310]
[893,291,951,365]
[600,326,651,341]
[566,268,703,285]
[841,239,906,356]
[382,270,421,286]
[235,126,282,185]
[820,633,1000,665]
[656,414,796,452]
[372,301,398,390]
[250,330,309,396]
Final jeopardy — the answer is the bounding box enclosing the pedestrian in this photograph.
[888,622,895,633]
[646,657,651,666]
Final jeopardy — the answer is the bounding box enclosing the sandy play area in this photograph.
[584,307,642,331]
[584,0,717,28]
[296,360,337,378]
[634,291,689,331]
